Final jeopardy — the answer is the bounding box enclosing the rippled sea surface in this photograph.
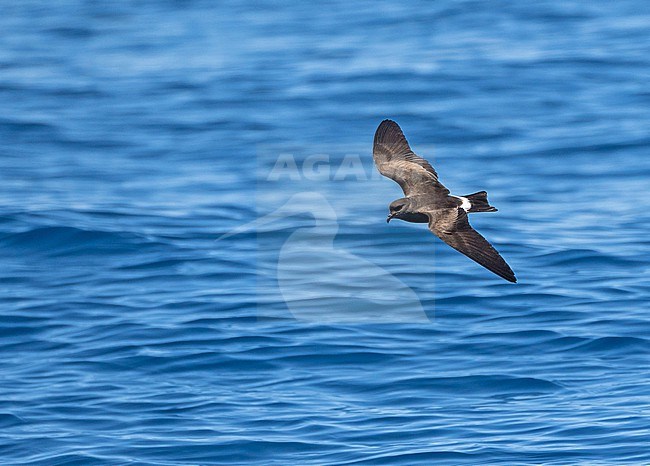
[2,1,650,464]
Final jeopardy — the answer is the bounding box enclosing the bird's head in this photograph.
[387,198,409,223]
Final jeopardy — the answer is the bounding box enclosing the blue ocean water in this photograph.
[1,1,650,464]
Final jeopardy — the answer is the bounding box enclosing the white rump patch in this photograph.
[452,195,471,212]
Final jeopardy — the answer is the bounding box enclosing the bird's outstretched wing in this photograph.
[373,119,449,196]
[426,208,516,283]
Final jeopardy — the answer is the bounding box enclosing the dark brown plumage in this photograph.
[373,119,516,283]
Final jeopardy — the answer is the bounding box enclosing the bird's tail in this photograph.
[464,191,497,213]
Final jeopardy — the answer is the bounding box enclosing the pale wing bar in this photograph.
[373,119,449,196]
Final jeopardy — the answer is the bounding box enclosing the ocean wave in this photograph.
[0,226,164,257]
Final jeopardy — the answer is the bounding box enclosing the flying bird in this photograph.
[373,119,517,283]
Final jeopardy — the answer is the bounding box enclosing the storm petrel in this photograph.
[373,119,516,283]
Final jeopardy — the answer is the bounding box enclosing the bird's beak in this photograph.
[387,213,395,223]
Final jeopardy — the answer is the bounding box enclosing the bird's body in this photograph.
[373,119,517,283]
